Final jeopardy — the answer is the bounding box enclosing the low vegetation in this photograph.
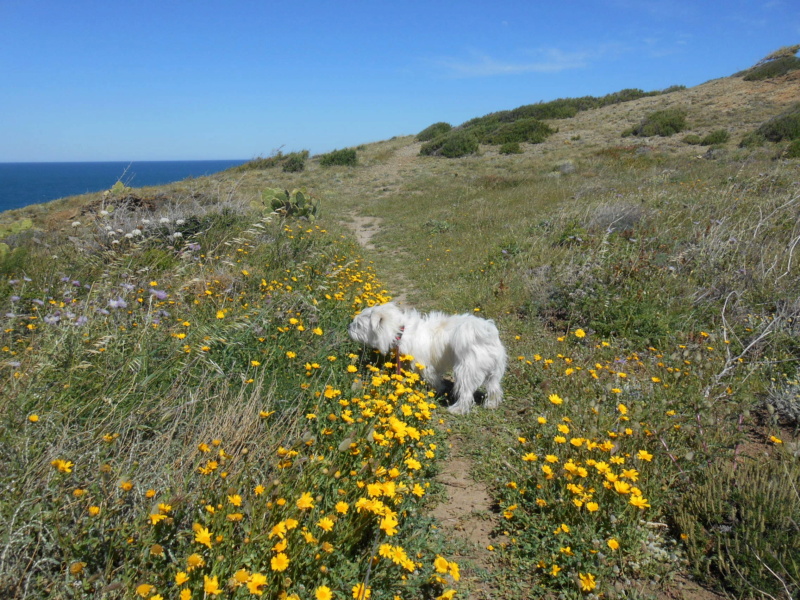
[738,44,800,81]
[229,150,309,173]
[319,148,358,167]
[2,50,799,600]
[622,108,687,137]
[416,122,452,142]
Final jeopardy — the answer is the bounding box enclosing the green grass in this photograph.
[0,201,457,599]
[2,66,799,600]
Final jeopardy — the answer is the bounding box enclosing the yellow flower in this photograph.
[347,365,358,373]
[120,480,133,492]
[315,586,333,600]
[180,589,191,600]
[770,435,783,444]
[352,583,372,599]
[28,414,39,422]
[136,584,154,597]
[434,555,449,573]
[175,572,190,585]
[149,513,167,525]
[574,328,586,338]
[251,360,261,366]
[579,572,596,591]
[522,453,538,462]
[548,394,564,405]
[228,494,243,506]
[586,502,599,512]
[271,552,290,572]
[247,572,267,595]
[216,310,225,319]
[297,492,314,509]
[607,538,620,550]
[317,517,334,532]
[51,459,74,473]
[194,525,212,548]
[336,501,349,514]
[312,327,323,335]
[204,575,222,596]
[636,449,653,462]
[186,553,205,570]
[88,506,100,516]
[629,494,651,509]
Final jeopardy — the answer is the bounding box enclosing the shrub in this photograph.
[682,134,702,145]
[743,55,800,80]
[756,103,800,142]
[281,151,308,172]
[230,150,309,172]
[482,118,555,145]
[319,148,358,166]
[671,456,800,599]
[700,130,730,146]
[416,122,452,142]
[419,130,479,158]
[499,141,523,154]
[739,132,765,148]
[624,108,687,137]
[787,139,800,158]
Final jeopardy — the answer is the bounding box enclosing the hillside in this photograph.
[1,65,799,600]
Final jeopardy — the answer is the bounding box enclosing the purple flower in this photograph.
[31,299,44,306]
[75,316,88,326]
[149,288,168,300]
[10,296,20,302]
[8,280,19,285]
[60,276,70,283]
[108,298,128,309]
[97,308,110,316]
[121,283,135,292]
[44,314,60,325]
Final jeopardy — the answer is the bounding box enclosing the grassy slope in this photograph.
[2,70,800,599]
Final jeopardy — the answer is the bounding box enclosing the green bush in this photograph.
[682,134,702,145]
[786,139,800,158]
[739,132,766,148]
[671,456,800,599]
[499,141,523,154]
[319,148,358,166]
[700,130,730,146]
[757,103,800,141]
[230,150,309,172]
[416,122,452,142]
[482,118,555,145]
[419,130,479,158]
[624,108,687,137]
[281,151,308,172]
[743,56,800,80]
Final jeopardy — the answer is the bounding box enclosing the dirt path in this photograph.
[343,145,501,597]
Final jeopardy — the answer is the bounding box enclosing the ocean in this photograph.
[0,160,248,213]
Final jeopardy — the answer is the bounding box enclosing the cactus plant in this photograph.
[253,187,319,221]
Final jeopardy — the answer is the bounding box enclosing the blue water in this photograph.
[0,160,248,213]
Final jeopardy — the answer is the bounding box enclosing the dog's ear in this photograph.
[370,309,384,332]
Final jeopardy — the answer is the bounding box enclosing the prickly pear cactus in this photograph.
[252,187,319,221]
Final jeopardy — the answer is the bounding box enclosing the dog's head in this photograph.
[348,302,404,354]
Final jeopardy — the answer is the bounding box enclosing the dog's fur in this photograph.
[348,302,507,414]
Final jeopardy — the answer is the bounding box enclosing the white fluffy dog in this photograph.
[348,302,507,414]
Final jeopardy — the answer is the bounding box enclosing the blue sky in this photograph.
[1,0,798,162]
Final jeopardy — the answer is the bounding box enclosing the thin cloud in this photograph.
[434,48,590,78]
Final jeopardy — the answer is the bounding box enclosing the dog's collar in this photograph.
[394,326,405,375]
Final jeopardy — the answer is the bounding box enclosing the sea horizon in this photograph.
[0,159,248,213]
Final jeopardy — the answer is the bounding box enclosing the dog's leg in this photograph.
[484,372,504,408]
[423,367,447,395]
[448,364,481,414]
